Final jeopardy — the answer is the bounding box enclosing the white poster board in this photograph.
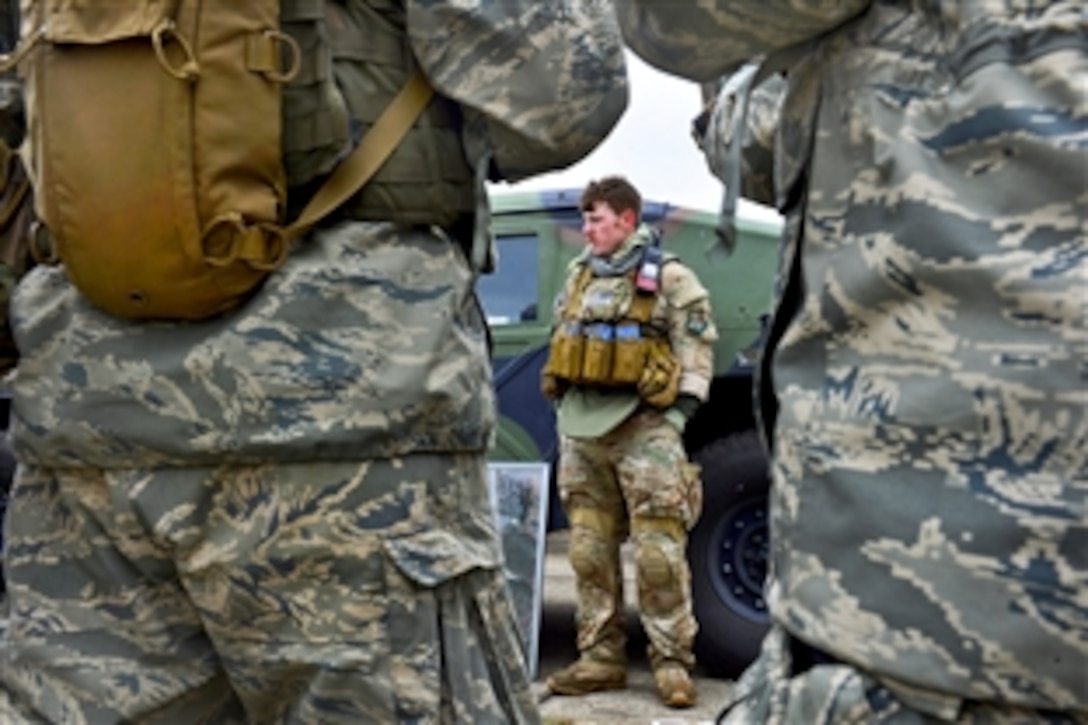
[487,462,550,680]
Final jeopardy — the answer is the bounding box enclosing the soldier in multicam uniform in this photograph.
[618,0,1088,722]
[541,176,716,709]
[0,1,628,722]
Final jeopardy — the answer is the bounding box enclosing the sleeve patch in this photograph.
[686,309,710,336]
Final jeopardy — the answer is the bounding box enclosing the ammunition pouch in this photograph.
[580,322,615,383]
[542,260,681,402]
[542,320,586,386]
[541,371,567,401]
[544,318,679,407]
[637,337,681,408]
[611,321,646,385]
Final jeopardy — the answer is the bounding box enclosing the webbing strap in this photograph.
[627,274,659,324]
[287,69,433,240]
[0,142,28,228]
[711,38,820,259]
[0,26,42,74]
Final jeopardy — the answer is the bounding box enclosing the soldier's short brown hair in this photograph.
[579,176,642,219]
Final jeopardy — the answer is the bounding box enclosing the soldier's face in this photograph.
[582,202,636,257]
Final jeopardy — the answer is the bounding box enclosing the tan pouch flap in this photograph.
[43,0,173,43]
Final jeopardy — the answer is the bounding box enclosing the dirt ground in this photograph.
[533,531,734,724]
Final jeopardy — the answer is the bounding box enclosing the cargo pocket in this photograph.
[383,527,499,590]
[382,526,523,720]
[681,462,703,530]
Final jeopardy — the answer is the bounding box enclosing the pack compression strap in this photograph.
[711,37,821,259]
[287,69,434,240]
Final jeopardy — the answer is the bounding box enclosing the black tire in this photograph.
[688,430,772,678]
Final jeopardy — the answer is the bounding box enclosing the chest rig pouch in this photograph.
[543,247,678,406]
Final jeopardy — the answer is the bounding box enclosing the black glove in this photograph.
[665,393,702,432]
[673,393,702,419]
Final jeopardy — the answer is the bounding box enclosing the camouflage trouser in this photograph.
[721,626,1088,724]
[558,409,702,670]
[0,453,540,725]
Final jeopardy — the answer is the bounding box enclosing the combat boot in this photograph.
[653,661,696,708]
[546,657,627,695]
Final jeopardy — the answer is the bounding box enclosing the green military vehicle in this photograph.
[479,188,782,677]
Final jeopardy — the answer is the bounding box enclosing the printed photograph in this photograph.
[487,462,550,679]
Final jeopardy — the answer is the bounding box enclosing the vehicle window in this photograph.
[478,233,539,325]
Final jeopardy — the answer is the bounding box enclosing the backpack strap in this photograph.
[628,286,656,324]
[287,68,434,240]
[711,37,821,258]
[627,253,677,326]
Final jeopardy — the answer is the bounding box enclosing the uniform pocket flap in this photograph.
[383,529,501,589]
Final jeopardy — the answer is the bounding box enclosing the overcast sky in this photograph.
[489,51,783,226]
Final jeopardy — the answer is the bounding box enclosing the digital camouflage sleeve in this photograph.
[612,0,871,81]
[620,0,1088,720]
[694,67,785,208]
[408,0,627,181]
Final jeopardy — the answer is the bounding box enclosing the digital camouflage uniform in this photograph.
[619,0,1088,721]
[550,226,717,688]
[0,1,628,723]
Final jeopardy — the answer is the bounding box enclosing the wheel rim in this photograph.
[706,497,770,623]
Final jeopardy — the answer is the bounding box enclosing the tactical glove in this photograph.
[664,393,701,432]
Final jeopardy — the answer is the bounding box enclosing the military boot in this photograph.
[546,658,627,695]
[653,661,696,708]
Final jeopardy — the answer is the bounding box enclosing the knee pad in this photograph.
[631,517,685,591]
[635,536,676,588]
[570,524,609,580]
[568,508,617,580]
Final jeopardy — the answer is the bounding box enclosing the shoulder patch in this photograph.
[686,307,711,336]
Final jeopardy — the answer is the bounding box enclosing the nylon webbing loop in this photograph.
[711,39,819,259]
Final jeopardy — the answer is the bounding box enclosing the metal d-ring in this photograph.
[261,29,301,84]
[152,19,199,81]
